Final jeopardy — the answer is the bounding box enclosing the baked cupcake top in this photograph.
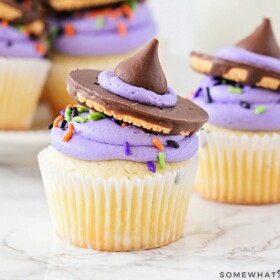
[50,39,208,172]
[191,18,280,132]
[190,18,280,91]
[0,0,52,57]
[50,0,156,56]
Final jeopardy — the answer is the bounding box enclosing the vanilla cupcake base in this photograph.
[42,51,144,116]
[38,147,198,251]
[0,58,51,130]
[196,124,280,204]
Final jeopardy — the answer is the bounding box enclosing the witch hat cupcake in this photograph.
[190,18,280,204]
[39,38,208,251]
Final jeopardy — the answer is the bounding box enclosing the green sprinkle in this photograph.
[254,105,266,115]
[46,27,59,45]
[78,106,89,113]
[65,108,71,121]
[221,80,227,84]
[95,16,104,30]
[126,0,137,9]
[73,116,87,123]
[228,86,242,94]
[158,152,166,170]
[88,112,106,121]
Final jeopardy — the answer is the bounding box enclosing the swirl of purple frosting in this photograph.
[54,4,156,56]
[0,26,44,58]
[216,46,280,73]
[51,115,198,162]
[193,77,280,131]
[98,71,177,107]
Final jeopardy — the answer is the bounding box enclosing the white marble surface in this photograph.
[1,162,280,280]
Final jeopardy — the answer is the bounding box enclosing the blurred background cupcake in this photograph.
[190,18,280,204]
[0,0,51,130]
[42,0,156,115]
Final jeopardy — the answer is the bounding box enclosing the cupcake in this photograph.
[0,0,51,130]
[38,39,208,251]
[42,0,156,115]
[190,18,280,204]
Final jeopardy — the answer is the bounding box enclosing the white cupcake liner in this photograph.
[38,150,198,251]
[0,57,51,130]
[196,129,280,204]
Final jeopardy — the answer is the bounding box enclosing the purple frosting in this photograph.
[51,115,198,162]
[98,71,177,107]
[216,46,280,73]
[0,26,44,58]
[53,4,156,56]
[193,77,280,131]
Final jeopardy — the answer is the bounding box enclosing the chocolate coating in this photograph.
[236,18,280,59]
[67,69,208,135]
[114,38,168,95]
[191,51,280,91]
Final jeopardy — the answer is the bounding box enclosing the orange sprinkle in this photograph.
[152,138,165,151]
[121,123,128,127]
[86,8,110,18]
[1,20,8,27]
[35,44,46,55]
[64,24,75,37]
[108,8,122,19]
[66,104,73,108]
[117,22,127,36]
[53,115,63,128]
[63,123,74,142]
[122,4,133,20]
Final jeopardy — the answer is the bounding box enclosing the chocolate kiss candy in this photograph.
[236,18,280,59]
[114,38,168,95]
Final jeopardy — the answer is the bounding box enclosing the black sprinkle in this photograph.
[71,107,79,118]
[6,41,13,47]
[239,101,251,109]
[94,82,100,86]
[60,120,67,130]
[206,87,213,103]
[48,123,53,129]
[167,140,180,149]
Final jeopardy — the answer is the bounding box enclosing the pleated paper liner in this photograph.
[0,58,51,130]
[196,128,280,204]
[38,148,198,251]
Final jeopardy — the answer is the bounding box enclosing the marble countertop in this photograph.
[1,162,280,280]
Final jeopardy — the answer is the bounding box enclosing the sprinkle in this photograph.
[71,107,79,118]
[254,105,266,115]
[206,87,213,103]
[64,108,71,121]
[122,4,134,19]
[121,122,128,127]
[229,86,242,94]
[166,140,180,149]
[95,16,105,30]
[124,141,131,156]
[152,138,165,151]
[88,112,106,121]
[73,116,87,123]
[158,152,166,170]
[193,87,202,98]
[53,115,63,128]
[78,106,89,113]
[127,0,137,9]
[63,123,74,142]
[48,123,53,129]
[64,24,75,36]
[147,161,156,173]
[239,101,251,109]
[60,109,65,116]
[117,22,127,36]
[60,120,67,130]
[35,44,46,55]
[1,20,8,27]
